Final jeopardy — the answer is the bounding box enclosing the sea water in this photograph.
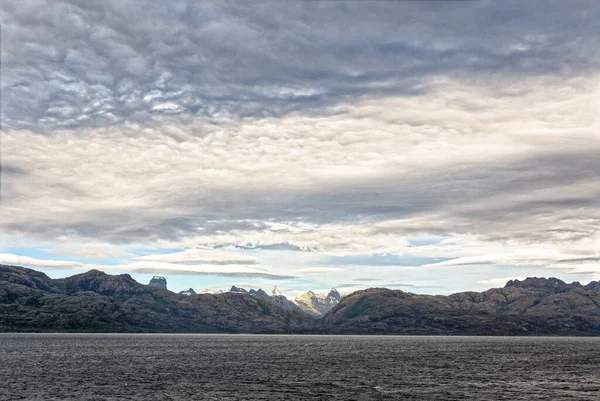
[1,334,599,400]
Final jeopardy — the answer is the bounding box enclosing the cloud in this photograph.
[478,277,528,288]
[2,1,599,131]
[134,249,260,265]
[0,254,82,268]
[419,250,584,269]
[546,261,600,280]
[2,75,598,255]
[1,1,599,293]
[0,253,293,279]
[294,267,345,275]
[47,246,134,260]
[221,243,312,252]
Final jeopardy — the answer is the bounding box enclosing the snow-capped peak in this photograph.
[271,286,283,297]
[293,288,343,316]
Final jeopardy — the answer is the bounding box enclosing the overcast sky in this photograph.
[1,0,599,297]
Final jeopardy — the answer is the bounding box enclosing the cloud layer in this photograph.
[2,0,599,130]
[1,0,599,293]
[3,79,598,254]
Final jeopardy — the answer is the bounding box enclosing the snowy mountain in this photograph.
[294,288,341,317]
[227,285,342,317]
[229,286,303,313]
[178,288,197,296]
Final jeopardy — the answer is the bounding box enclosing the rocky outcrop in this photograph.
[148,276,167,290]
[320,278,600,335]
[0,265,316,333]
[294,288,341,317]
[179,288,197,296]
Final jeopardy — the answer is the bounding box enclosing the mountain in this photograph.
[148,276,167,290]
[6,266,600,335]
[320,278,600,335]
[228,286,343,317]
[325,288,342,306]
[294,288,341,317]
[230,285,247,293]
[0,265,315,333]
[228,286,303,313]
[178,288,197,296]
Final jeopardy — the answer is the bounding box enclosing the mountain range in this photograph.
[293,289,342,316]
[149,275,341,317]
[4,264,600,335]
[229,285,341,317]
[0,264,313,333]
[320,278,600,335]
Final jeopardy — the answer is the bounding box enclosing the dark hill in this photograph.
[5,266,600,335]
[320,278,600,335]
[0,265,315,333]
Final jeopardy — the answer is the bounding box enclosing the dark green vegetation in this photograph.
[321,278,600,335]
[0,265,315,333]
[3,265,600,335]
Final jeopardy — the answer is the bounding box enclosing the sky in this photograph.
[1,0,599,297]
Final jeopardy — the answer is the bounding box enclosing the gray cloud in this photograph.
[557,257,600,264]
[220,243,314,252]
[0,253,294,279]
[1,164,28,175]
[1,0,599,131]
[1,1,599,293]
[130,269,294,279]
[2,137,598,249]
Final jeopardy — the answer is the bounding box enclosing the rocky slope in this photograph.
[6,265,600,335]
[294,289,341,317]
[320,278,600,335]
[0,265,315,333]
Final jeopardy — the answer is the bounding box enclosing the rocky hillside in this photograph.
[5,265,600,335]
[0,265,316,333]
[320,278,600,335]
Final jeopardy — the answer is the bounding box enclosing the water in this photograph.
[1,334,600,400]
